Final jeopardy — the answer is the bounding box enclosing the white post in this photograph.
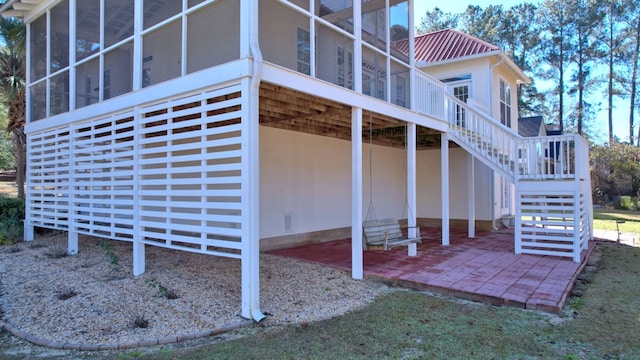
[23,131,33,242]
[68,231,78,255]
[468,153,475,238]
[407,122,417,256]
[441,133,450,246]
[514,190,522,255]
[573,189,581,263]
[240,0,265,322]
[23,222,34,242]
[352,107,364,279]
[132,106,145,276]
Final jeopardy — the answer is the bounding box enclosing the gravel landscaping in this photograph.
[0,232,386,347]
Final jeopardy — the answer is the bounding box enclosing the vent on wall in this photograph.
[284,213,293,233]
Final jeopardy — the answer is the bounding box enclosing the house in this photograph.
[409,28,532,226]
[0,0,592,322]
[519,116,547,138]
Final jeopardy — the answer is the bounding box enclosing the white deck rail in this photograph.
[414,69,593,262]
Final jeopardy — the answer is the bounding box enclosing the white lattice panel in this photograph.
[71,113,136,241]
[138,85,245,258]
[516,191,578,259]
[26,128,71,229]
[26,82,247,260]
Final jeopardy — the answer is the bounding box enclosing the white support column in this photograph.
[68,231,78,256]
[514,188,522,255]
[407,122,417,256]
[468,153,475,238]
[132,0,143,91]
[132,105,145,276]
[24,131,33,242]
[352,107,364,280]
[23,222,34,242]
[441,133,450,246]
[240,0,265,322]
[573,190,581,263]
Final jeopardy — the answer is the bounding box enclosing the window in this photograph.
[500,177,511,215]
[441,76,471,128]
[297,28,311,75]
[452,85,469,127]
[500,79,512,128]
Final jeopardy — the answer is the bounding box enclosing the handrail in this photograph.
[413,68,588,183]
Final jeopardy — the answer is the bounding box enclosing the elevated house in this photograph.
[0,0,592,322]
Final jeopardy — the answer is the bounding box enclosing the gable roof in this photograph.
[413,29,499,64]
[518,116,545,137]
[393,28,530,84]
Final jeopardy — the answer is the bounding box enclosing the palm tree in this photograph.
[0,17,26,199]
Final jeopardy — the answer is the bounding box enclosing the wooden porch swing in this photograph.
[362,117,422,251]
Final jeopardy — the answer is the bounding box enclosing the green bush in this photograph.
[0,196,24,245]
[618,196,635,211]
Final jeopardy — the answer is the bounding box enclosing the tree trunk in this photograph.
[559,37,565,134]
[609,13,616,144]
[12,129,25,199]
[633,16,640,146]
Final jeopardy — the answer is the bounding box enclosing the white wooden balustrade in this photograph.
[413,69,593,262]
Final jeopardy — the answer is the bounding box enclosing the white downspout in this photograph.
[248,0,266,323]
[489,56,505,229]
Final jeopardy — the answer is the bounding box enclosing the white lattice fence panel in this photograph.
[71,113,136,241]
[516,191,578,258]
[26,128,71,230]
[138,85,245,258]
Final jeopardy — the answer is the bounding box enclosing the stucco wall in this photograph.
[259,126,493,239]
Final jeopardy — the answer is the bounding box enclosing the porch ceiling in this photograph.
[259,83,443,149]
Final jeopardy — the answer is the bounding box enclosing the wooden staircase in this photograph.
[414,70,593,262]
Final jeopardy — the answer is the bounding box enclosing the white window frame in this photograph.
[441,75,472,128]
[499,78,512,128]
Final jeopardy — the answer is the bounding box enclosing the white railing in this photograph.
[516,134,589,181]
[413,69,590,184]
[444,93,521,181]
[414,71,446,120]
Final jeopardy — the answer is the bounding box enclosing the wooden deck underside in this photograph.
[259,82,444,149]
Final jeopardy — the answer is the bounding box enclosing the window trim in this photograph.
[499,78,512,128]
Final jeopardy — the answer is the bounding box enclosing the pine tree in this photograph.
[500,3,541,117]
[598,0,627,144]
[568,0,605,136]
[538,0,575,134]
[416,7,458,34]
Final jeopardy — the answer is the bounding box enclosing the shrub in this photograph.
[145,278,179,299]
[44,244,70,259]
[0,197,24,245]
[618,196,635,211]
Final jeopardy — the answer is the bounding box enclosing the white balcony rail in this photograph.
[414,71,446,120]
[413,69,589,183]
[516,135,589,181]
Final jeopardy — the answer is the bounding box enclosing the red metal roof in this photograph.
[407,29,500,64]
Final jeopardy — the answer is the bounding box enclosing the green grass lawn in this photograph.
[593,208,640,235]
[121,244,639,360]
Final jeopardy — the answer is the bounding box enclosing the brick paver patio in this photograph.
[269,227,594,313]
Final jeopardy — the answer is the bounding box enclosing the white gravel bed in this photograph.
[0,233,386,346]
